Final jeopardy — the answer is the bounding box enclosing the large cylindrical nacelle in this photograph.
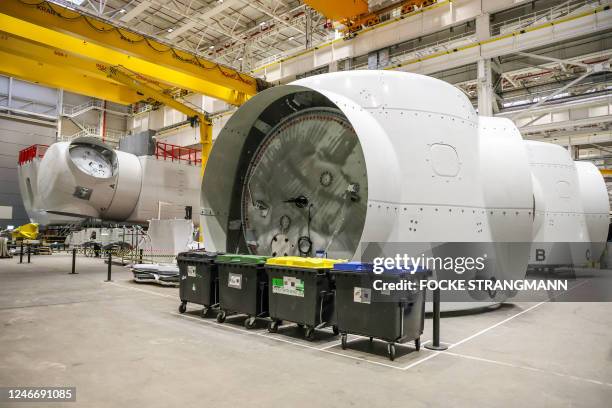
[201,71,534,269]
[37,137,142,221]
[527,141,610,266]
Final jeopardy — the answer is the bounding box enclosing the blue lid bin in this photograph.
[330,261,427,360]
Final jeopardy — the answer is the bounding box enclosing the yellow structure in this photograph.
[0,0,259,105]
[303,0,369,21]
[266,257,347,269]
[304,0,436,34]
[11,223,39,240]
[106,66,213,175]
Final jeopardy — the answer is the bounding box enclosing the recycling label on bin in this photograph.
[354,287,371,304]
[228,273,242,289]
[187,265,196,277]
[272,277,304,297]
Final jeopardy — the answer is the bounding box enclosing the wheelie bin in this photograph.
[331,262,429,361]
[177,250,220,317]
[215,254,270,329]
[265,256,346,341]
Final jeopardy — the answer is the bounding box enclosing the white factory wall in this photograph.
[127,93,230,148]
[255,0,609,83]
[0,76,59,228]
[0,117,56,228]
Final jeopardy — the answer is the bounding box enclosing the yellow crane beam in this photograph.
[0,33,175,93]
[303,0,369,21]
[0,30,212,171]
[0,0,256,105]
[0,50,143,105]
[106,66,213,175]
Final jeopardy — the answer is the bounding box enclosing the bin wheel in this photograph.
[305,326,315,341]
[178,301,187,314]
[332,325,339,336]
[415,337,421,351]
[268,320,280,333]
[388,343,396,361]
[201,307,209,318]
[216,310,226,323]
[244,316,257,329]
[341,333,348,350]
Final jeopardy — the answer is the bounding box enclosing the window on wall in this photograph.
[296,65,330,80]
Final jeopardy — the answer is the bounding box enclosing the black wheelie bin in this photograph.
[215,254,270,329]
[265,256,346,341]
[331,262,428,361]
[177,250,220,317]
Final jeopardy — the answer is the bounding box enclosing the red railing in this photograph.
[154,142,201,165]
[18,144,49,165]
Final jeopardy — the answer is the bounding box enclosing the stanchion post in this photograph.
[425,286,448,351]
[27,244,31,264]
[139,248,143,263]
[19,241,23,264]
[105,251,113,282]
[70,248,77,274]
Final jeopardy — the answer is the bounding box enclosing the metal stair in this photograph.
[62,99,130,118]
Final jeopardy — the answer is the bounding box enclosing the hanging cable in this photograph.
[16,0,255,85]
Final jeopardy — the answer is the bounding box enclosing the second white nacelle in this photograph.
[22,137,201,225]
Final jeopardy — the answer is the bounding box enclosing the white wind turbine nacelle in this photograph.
[36,137,142,221]
[201,70,536,289]
[201,70,610,309]
[527,141,609,267]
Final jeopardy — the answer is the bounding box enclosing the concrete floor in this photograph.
[0,253,611,408]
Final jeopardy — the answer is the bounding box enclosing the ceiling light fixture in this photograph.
[167,28,174,32]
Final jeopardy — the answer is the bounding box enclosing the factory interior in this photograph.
[0,0,611,406]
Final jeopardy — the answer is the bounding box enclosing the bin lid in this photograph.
[266,256,347,269]
[216,253,269,264]
[333,262,373,272]
[177,250,219,260]
[333,261,428,275]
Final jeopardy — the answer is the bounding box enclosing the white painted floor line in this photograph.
[172,311,406,370]
[107,281,176,299]
[109,274,596,376]
[400,279,591,371]
[109,281,429,370]
[447,301,547,349]
[400,301,547,370]
[444,351,612,388]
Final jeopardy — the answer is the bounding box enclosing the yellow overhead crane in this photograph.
[0,0,268,174]
[304,0,437,35]
[0,48,143,105]
[0,0,261,105]
[107,65,213,176]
